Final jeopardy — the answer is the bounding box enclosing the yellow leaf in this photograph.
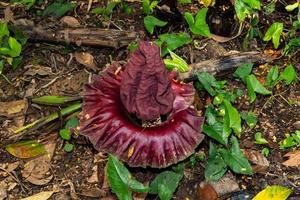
[198,0,215,7]
[253,185,292,200]
[20,191,55,200]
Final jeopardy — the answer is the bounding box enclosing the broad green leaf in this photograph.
[203,124,227,145]
[255,132,268,144]
[184,9,210,37]
[183,12,195,29]
[59,129,71,140]
[144,16,167,35]
[11,56,22,70]
[65,117,79,129]
[253,185,292,200]
[223,100,241,137]
[149,171,182,200]
[233,63,253,83]
[234,0,253,21]
[278,64,297,85]
[6,140,46,158]
[2,37,22,57]
[243,0,261,10]
[163,50,189,72]
[241,111,257,128]
[284,38,300,55]
[265,65,279,87]
[143,0,158,15]
[108,154,148,200]
[63,143,74,152]
[263,22,283,49]
[156,32,192,56]
[10,0,36,9]
[261,147,270,157]
[0,22,9,39]
[197,72,218,96]
[246,75,272,103]
[43,2,76,18]
[264,0,276,14]
[219,137,253,175]
[285,2,299,11]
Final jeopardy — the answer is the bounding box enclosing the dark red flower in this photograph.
[80,42,204,168]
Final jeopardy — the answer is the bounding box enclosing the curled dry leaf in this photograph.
[74,52,97,71]
[0,181,8,200]
[87,165,98,183]
[244,149,269,173]
[196,173,239,200]
[20,191,56,200]
[60,16,80,27]
[24,65,53,76]
[21,135,57,185]
[282,150,300,167]
[0,99,28,118]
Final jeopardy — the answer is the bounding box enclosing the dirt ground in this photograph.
[0,0,300,199]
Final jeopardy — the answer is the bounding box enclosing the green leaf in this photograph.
[149,171,182,200]
[261,147,270,157]
[242,0,261,10]
[263,22,283,49]
[184,9,210,37]
[127,42,138,52]
[285,2,299,12]
[234,0,253,21]
[265,65,279,87]
[156,32,192,57]
[205,142,227,181]
[108,154,148,200]
[178,0,192,4]
[64,142,74,152]
[0,60,4,74]
[284,38,300,55]
[144,16,167,35]
[65,117,79,129]
[10,0,36,9]
[203,124,227,145]
[43,1,76,18]
[246,74,272,103]
[219,137,253,175]
[278,64,297,85]
[0,22,9,39]
[59,129,71,140]
[163,50,189,72]
[143,0,158,15]
[223,100,241,137]
[7,37,22,57]
[233,63,253,83]
[255,132,268,144]
[11,56,22,70]
[253,185,292,200]
[6,140,46,158]
[197,72,218,96]
[241,111,257,128]
[264,0,276,14]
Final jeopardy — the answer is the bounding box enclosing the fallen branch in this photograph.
[14,23,139,49]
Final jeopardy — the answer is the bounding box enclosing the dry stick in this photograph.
[179,51,275,82]
[16,24,139,49]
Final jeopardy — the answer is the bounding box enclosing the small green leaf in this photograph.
[149,171,182,200]
[284,38,300,55]
[0,22,9,39]
[127,42,138,52]
[278,64,297,85]
[0,60,4,74]
[203,124,227,145]
[59,129,71,140]
[143,0,158,15]
[144,16,167,35]
[285,2,299,12]
[156,32,192,57]
[8,37,22,57]
[219,136,253,175]
[197,72,218,96]
[246,75,272,103]
[64,142,74,152]
[43,1,76,18]
[234,0,253,21]
[241,111,257,128]
[184,9,210,37]
[10,0,36,9]
[163,50,189,72]
[65,117,79,129]
[233,63,253,83]
[223,100,241,137]
[263,22,283,49]
[255,132,268,145]
[108,154,148,200]
[6,140,46,158]
[242,0,261,10]
[265,65,279,87]
[261,147,270,157]
[253,185,292,200]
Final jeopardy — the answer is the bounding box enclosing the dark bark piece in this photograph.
[15,24,139,49]
[120,41,175,121]
[179,51,274,82]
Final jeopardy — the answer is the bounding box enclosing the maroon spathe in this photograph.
[80,42,204,168]
[120,42,175,121]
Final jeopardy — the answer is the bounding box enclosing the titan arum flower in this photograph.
[80,41,204,168]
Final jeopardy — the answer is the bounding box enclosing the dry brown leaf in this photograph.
[74,52,97,71]
[244,149,269,173]
[133,192,148,200]
[20,191,55,200]
[60,16,80,27]
[0,181,8,200]
[24,65,53,76]
[283,150,300,167]
[0,99,28,118]
[4,6,14,22]
[87,165,98,183]
[21,135,57,185]
[80,187,105,198]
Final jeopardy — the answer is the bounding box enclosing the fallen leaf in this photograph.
[4,6,14,22]
[87,165,98,183]
[20,191,55,200]
[24,65,53,76]
[5,161,19,173]
[0,99,28,118]
[80,187,105,198]
[244,149,269,173]
[6,140,46,159]
[283,150,300,167]
[0,181,8,200]
[60,16,80,27]
[74,52,97,71]
[133,192,148,200]
[253,185,292,200]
